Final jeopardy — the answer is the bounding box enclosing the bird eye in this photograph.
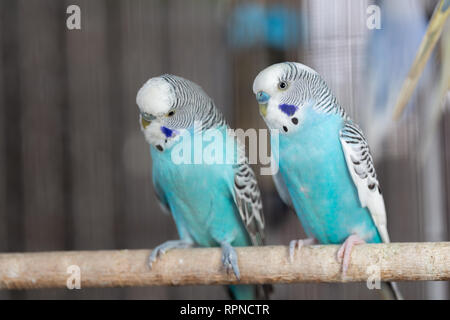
[167,111,175,117]
[278,81,288,90]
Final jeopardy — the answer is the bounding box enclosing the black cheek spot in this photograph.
[283,126,288,133]
[368,183,376,191]
[165,139,168,143]
[156,145,163,152]
[378,185,382,194]
[291,117,298,125]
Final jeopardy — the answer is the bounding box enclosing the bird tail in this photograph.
[381,281,403,300]
[260,284,274,299]
[227,284,273,300]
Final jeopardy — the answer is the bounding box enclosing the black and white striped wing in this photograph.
[232,147,265,246]
[339,120,390,243]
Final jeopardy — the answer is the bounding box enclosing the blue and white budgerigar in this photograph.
[252,62,402,299]
[137,74,270,299]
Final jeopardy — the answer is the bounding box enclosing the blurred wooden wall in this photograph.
[0,0,448,299]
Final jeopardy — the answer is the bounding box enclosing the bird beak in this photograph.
[140,112,156,129]
[141,117,151,129]
[259,104,268,117]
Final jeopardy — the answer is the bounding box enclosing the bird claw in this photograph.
[289,238,316,263]
[221,243,240,280]
[148,239,193,269]
[336,234,366,278]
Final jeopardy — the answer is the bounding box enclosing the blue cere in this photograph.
[256,91,270,104]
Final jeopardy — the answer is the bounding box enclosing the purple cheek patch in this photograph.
[161,126,174,138]
[279,104,298,116]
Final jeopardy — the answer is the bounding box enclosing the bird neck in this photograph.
[310,85,346,118]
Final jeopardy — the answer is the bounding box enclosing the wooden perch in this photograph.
[0,242,449,290]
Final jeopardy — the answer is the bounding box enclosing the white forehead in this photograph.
[136,77,173,114]
[252,62,317,94]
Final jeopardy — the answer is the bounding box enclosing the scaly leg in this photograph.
[221,242,240,280]
[148,239,193,269]
[336,234,366,277]
[289,238,316,263]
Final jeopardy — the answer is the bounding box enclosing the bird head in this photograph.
[136,74,220,152]
[253,62,332,134]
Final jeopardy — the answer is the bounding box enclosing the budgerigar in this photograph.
[137,74,270,299]
[252,62,402,299]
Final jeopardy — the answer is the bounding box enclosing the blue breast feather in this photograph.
[150,126,251,247]
[274,107,381,244]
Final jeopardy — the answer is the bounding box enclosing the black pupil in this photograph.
[168,111,174,116]
[280,82,286,89]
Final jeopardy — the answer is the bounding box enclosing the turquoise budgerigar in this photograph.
[252,62,402,299]
[137,74,270,299]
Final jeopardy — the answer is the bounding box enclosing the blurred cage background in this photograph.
[0,0,449,299]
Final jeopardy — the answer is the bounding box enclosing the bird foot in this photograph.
[336,234,366,278]
[148,239,193,269]
[221,242,240,280]
[289,238,316,263]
